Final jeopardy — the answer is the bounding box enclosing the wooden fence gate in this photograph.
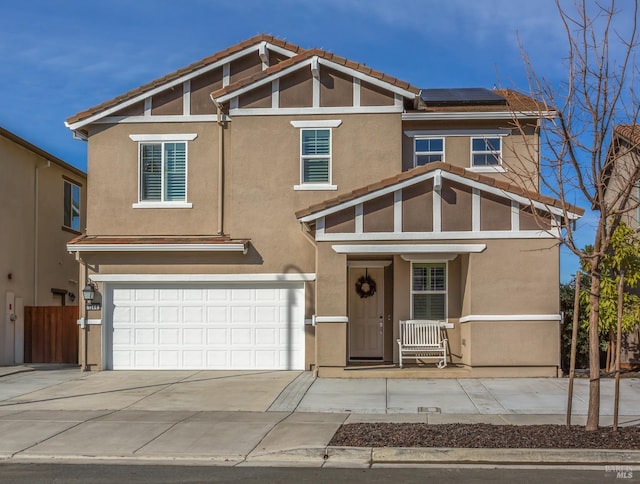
[24,306,79,364]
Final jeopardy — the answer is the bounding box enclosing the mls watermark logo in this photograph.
[605,465,634,479]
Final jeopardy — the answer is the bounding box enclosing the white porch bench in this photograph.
[397,320,448,368]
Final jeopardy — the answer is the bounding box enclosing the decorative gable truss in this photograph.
[65,35,302,136]
[296,162,583,241]
[211,49,419,116]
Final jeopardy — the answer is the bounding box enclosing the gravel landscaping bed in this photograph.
[329,423,640,449]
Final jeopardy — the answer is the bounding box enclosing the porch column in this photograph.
[314,242,347,368]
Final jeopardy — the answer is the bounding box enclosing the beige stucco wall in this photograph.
[0,133,86,365]
[401,120,540,190]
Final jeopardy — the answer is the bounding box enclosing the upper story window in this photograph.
[130,134,196,208]
[471,136,502,167]
[63,179,81,232]
[301,129,331,184]
[411,262,447,320]
[291,120,341,191]
[414,137,444,166]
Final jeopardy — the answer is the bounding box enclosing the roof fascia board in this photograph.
[88,273,316,282]
[216,56,417,104]
[316,58,417,99]
[402,111,556,121]
[66,42,287,131]
[404,128,511,137]
[440,171,581,219]
[229,106,403,116]
[215,58,313,102]
[94,114,232,124]
[298,168,580,223]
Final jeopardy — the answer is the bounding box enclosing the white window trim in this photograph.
[410,261,448,321]
[292,121,341,190]
[470,135,504,168]
[131,134,196,207]
[63,179,81,231]
[414,136,445,167]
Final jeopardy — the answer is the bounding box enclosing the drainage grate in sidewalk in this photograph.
[418,406,441,413]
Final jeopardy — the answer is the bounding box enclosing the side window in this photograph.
[414,138,444,166]
[471,136,502,166]
[63,180,81,231]
[130,133,196,208]
[411,262,447,320]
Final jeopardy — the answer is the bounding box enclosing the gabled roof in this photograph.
[66,34,303,127]
[0,126,85,178]
[296,162,583,222]
[614,124,640,145]
[212,48,420,102]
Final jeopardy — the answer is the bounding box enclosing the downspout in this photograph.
[34,160,50,305]
[213,100,225,236]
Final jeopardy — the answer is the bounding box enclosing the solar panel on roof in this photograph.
[420,88,506,106]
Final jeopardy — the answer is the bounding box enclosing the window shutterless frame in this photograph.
[129,133,196,208]
[470,136,503,167]
[413,137,445,167]
[63,179,81,231]
[410,261,448,320]
[299,128,332,185]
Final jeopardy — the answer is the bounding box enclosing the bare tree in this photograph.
[511,0,640,430]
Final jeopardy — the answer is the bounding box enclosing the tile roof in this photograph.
[412,89,554,113]
[295,162,583,219]
[615,124,640,145]
[211,48,420,100]
[66,34,304,126]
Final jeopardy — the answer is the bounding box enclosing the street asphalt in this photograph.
[0,364,638,468]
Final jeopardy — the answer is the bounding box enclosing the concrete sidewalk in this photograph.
[0,367,639,467]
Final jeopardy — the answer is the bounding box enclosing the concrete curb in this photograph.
[368,447,640,466]
[0,366,35,379]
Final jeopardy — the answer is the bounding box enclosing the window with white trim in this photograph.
[130,134,196,207]
[471,136,502,166]
[411,262,447,320]
[301,128,331,184]
[414,137,444,166]
[63,180,81,231]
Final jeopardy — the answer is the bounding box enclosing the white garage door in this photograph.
[107,283,305,370]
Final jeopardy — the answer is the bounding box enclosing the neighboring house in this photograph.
[0,126,87,365]
[65,34,582,376]
[604,124,640,367]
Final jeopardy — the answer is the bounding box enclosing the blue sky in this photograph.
[1,0,632,281]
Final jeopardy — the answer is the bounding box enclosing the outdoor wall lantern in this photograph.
[83,282,101,311]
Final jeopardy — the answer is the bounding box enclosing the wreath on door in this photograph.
[355,270,377,298]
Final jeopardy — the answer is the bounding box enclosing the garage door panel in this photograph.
[109,283,305,370]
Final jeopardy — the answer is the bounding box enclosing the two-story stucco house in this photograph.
[65,35,582,376]
[1,126,87,365]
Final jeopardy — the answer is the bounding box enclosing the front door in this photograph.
[348,267,384,360]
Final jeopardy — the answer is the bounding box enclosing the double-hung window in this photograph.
[471,136,502,167]
[291,120,340,190]
[411,263,447,320]
[63,179,81,231]
[130,134,196,208]
[414,137,444,166]
[301,129,331,184]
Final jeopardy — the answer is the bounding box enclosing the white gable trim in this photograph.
[402,111,556,121]
[298,168,581,223]
[88,273,316,283]
[318,230,558,241]
[66,41,297,131]
[214,56,416,105]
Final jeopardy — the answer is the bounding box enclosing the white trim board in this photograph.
[88,273,316,283]
[332,244,486,254]
[458,314,562,323]
[313,316,349,323]
[402,111,557,121]
[67,243,246,253]
[318,230,558,241]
